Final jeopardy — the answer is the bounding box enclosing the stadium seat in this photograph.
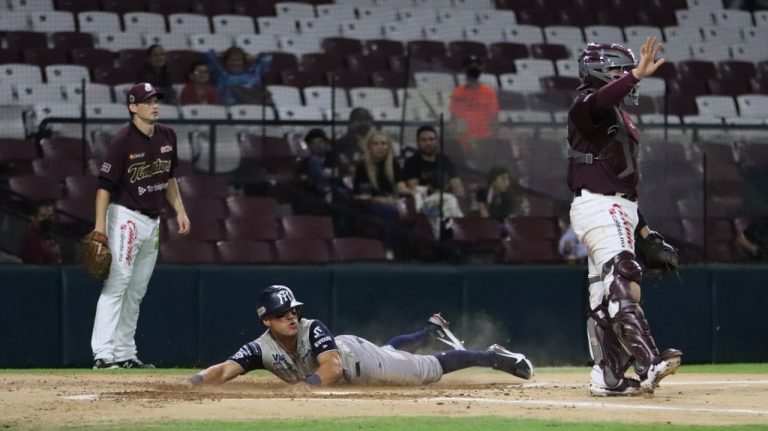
[147,0,191,15]
[30,10,76,32]
[32,158,84,181]
[0,138,38,176]
[9,174,63,201]
[77,11,121,34]
[281,215,334,239]
[304,86,350,109]
[189,34,233,53]
[212,15,256,35]
[224,217,280,241]
[21,48,68,68]
[169,13,211,35]
[45,64,91,84]
[274,238,331,263]
[177,175,230,198]
[159,240,217,264]
[217,240,274,264]
[56,197,94,225]
[503,24,544,45]
[0,64,43,85]
[123,12,167,33]
[52,31,94,50]
[235,34,280,55]
[331,238,387,262]
[64,175,98,199]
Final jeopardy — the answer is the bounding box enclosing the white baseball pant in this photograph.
[91,204,160,363]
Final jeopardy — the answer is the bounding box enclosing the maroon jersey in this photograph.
[566,73,641,195]
[98,122,178,216]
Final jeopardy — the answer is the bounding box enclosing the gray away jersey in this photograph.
[228,319,337,383]
[228,319,443,385]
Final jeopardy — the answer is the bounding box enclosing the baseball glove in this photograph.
[80,231,112,280]
[635,230,679,279]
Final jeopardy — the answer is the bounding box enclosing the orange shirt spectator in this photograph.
[449,83,499,140]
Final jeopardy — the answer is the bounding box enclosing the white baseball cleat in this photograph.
[640,349,682,392]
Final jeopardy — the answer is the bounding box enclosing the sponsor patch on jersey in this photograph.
[138,186,146,196]
[160,145,173,153]
[100,162,111,173]
[129,152,146,160]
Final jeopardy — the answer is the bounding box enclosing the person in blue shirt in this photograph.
[206,47,272,106]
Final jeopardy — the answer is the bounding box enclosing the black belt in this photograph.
[135,209,160,219]
[574,189,637,202]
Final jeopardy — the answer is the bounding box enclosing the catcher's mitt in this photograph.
[635,230,679,279]
[80,231,112,280]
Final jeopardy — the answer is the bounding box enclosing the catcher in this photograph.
[566,37,682,397]
[186,285,533,389]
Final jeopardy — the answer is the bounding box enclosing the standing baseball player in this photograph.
[567,38,682,396]
[91,82,190,369]
[186,285,532,388]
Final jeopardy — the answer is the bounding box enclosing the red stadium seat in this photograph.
[167,217,222,241]
[0,139,38,177]
[224,217,279,241]
[159,240,217,263]
[56,196,94,225]
[365,40,404,58]
[41,137,89,161]
[6,32,48,52]
[52,32,95,50]
[225,196,278,218]
[32,158,85,182]
[332,237,386,262]
[508,217,559,240]
[9,175,63,201]
[275,238,330,263]
[64,175,98,199]
[322,38,364,57]
[22,49,69,68]
[217,240,274,263]
[280,215,334,239]
[176,175,230,198]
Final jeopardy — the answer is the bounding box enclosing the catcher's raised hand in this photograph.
[632,36,665,80]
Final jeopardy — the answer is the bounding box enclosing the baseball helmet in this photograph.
[578,43,639,105]
[256,285,304,319]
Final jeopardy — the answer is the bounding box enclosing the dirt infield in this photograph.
[1,370,767,429]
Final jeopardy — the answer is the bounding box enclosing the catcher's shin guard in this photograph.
[605,251,660,377]
[587,303,633,388]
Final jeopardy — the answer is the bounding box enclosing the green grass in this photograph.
[52,417,768,431]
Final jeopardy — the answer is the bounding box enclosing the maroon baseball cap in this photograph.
[126,82,164,104]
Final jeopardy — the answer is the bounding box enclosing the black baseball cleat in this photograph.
[425,313,450,340]
[488,344,534,380]
[117,358,156,369]
[589,377,642,396]
[93,359,118,369]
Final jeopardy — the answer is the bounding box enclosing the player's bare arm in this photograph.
[632,37,665,81]
[165,178,190,234]
[311,350,343,386]
[93,189,111,234]
[186,360,244,387]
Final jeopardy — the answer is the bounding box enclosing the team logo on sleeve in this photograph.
[100,162,111,173]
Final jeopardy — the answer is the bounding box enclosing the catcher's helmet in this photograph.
[256,285,304,319]
[578,42,639,105]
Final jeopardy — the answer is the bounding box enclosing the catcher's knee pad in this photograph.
[604,251,660,376]
[587,304,633,388]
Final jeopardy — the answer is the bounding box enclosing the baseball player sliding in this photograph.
[90,82,190,369]
[567,37,682,396]
[186,285,532,388]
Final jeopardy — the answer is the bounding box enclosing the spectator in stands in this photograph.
[353,131,409,258]
[138,44,178,105]
[296,128,340,202]
[421,175,464,240]
[206,47,272,106]
[736,216,768,259]
[20,201,61,265]
[475,167,529,236]
[558,216,587,264]
[335,107,375,173]
[449,55,499,153]
[404,125,466,201]
[179,62,220,106]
